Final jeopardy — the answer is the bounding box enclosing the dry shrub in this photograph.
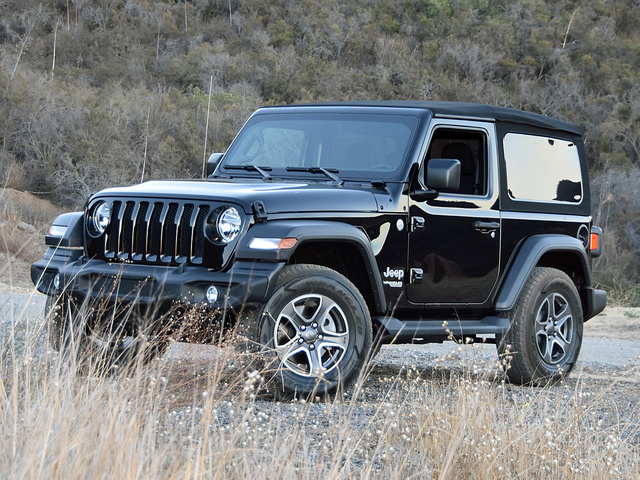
[0,188,64,230]
[1,296,638,479]
[591,168,640,306]
[0,188,62,265]
[0,221,45,266]
[0,152,28,191]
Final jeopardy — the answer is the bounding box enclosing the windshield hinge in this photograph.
[252,201,268,223]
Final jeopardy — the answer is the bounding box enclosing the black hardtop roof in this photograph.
[261,101,583,137]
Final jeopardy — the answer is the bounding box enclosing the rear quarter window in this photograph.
[503,133,583,204]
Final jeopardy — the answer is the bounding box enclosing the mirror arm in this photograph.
[410,189,439,202]
[206,153,224,178]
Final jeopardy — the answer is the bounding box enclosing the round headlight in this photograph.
[88,201,111,237]
[216,207,242,243]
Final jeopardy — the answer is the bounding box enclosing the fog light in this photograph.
[206,286,219,303]
[53,274,61,291]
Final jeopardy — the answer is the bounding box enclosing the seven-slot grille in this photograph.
[100,200,212,266]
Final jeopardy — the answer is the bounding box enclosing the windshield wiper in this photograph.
[286,167,343,185]
[223,165,272,179]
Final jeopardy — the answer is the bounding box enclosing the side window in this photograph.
[425,128,487,196]
[503,133,582,203]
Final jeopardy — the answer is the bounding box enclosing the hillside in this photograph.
[0,0,638,302]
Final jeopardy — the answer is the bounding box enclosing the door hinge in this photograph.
[411,216,425,232]
[410,268,424,284]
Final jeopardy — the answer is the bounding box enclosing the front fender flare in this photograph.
[236,220,386,313]
[46,212,84,247]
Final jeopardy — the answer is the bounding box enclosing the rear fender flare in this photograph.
[495,234,590,312]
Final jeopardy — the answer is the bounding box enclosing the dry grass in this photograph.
[0,189,63,229]
[0,188,62,265]
[1,296,638,480]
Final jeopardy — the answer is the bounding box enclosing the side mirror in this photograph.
[410,158,461,202]
[206,153,224,177]
[426,158,461,192]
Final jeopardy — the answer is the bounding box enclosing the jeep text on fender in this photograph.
[32,101,607,394]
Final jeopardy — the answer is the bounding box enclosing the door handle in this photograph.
[474,220,500,232]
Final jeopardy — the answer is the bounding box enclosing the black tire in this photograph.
[236,264,372,396]
[497,267,583,385]
[46,294,167,372]
[368,327,385,361]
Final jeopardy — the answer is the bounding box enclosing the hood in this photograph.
[96,179,381,214]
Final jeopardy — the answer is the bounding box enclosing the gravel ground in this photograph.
[2,289,638,371]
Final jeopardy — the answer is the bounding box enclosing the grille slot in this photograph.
[132,201,150,261]
[119,201,135,260]
[193,205,210,263]
[105,201,122,259]
[161,203,179,263]
[177,204,195,263]
[102,200,213,266]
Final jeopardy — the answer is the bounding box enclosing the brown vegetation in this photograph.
[0,189,61,271]
[0,0,638,298]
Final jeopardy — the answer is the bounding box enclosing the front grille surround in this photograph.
[86,197,241,270]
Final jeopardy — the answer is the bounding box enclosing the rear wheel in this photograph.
[236,264,372,396]
[497,267,583,385]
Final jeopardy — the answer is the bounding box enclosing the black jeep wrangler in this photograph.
[32,101,606,394]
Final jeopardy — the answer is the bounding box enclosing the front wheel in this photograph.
[237,264,372,396]
[497,267,583,385]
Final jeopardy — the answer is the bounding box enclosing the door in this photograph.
[406,121,501,305]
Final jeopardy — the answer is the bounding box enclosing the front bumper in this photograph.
[31,247,285,312]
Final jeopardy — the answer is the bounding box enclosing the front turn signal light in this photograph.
[249,237,298,250]
[278,238,298,249]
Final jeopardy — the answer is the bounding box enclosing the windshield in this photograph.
[221,113,418,179]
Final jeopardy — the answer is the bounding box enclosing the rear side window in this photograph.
[503,133,582,203]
